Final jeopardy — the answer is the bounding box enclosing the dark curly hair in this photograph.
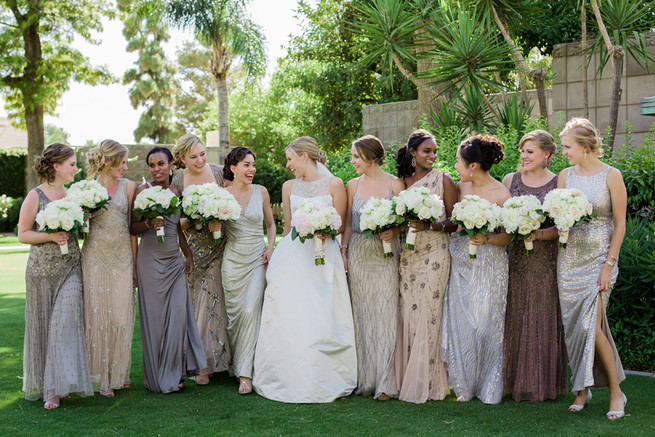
[396,129,435,179]
[223,147,256,181]
[146,146,174,183]
[458,134,505,171]
[34,143,76,183]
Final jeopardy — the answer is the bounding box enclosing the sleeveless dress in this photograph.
[82,178,135,393]
[172,164,231,374]
[23,187,93,401]
[558,166,625,392]
[253,177,357,403]
[347,177,399,399]
[222,185,267,379]
[395,170,450,403]
[502,173,568,402]
[441,202,509,404]
[137,193,207,393]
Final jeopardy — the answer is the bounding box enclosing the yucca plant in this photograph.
[496,93,534,134]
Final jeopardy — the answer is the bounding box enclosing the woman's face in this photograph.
[107,154,128,179]
[285,149,306,178]
[350,145,373,175]
[184,142,207,173]
[561,133,586,165]
[231,153,256,184]
[411,138,437,171]
[454,149,472,182]
[148,152,173,183]
[56,155,79,183]
[520,140,549,172]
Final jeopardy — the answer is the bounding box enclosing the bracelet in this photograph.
[608,253,617,261]
[339,244,348,250]
[605,259,615,267]
[144,218,151,229]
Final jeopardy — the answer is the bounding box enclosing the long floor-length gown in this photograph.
[222,185,267,379]
[395,170,450,403]
[253,176,357,403]
[82,178,135,393]
[558,166,625,392]
[23,187,93,401]
[442,207,509,404]
[502,173,568,402]
[172,164,231,374]
[347,177,399,399]
[137,206,207,393]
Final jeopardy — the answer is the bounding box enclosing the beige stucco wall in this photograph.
[362,100,419,146]
[0,116,28,149]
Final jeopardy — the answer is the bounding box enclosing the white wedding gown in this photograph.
[253,177,357,403]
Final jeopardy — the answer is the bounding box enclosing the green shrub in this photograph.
[0,148,27,197]
[0,195,23,232]
[252,159,292,205]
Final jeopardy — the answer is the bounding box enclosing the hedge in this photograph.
[0,148,27,198]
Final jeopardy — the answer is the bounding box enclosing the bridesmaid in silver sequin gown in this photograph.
[441,135,510,404]
[222,148,276,394]
[558,119,627,420]
[341,135,404,400]
[19,144,93,409]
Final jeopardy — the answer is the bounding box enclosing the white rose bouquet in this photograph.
[393,186,444,250]
[35,199,85,256]
[194,186,241,243]
[359,197,403,257]
[133,186,180,243]
[66,179,111,239]
[450,194,502,259]
[291,198,342,265]
[500,195,546,255]
[540,188,594,248]
[181,183,216,230]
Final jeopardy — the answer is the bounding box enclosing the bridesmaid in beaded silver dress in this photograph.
[441,135,510,404]
[222,147,276,394]
[171,134,231,384]
[82,140,137,397]
[341,135,404,400]
[18,143,93,409]
[558,118,627,420]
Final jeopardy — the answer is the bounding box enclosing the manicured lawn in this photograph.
[0,234,22,247]
[1,249,654,436]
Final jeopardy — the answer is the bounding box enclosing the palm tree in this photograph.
[580,0,589,119]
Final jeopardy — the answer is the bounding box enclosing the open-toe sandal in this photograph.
[569,389,592,412]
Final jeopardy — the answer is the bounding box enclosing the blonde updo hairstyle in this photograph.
[559,117,604,157]
[517,130,556,172]
[173,133,204,170]
[86,139,128,178]
[286,136,327,164]
[352,135,385,166]
[33,143,75,183]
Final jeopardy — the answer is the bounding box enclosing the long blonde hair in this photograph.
[86,140,128,178]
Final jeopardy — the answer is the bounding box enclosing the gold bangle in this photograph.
[608,253,617,261]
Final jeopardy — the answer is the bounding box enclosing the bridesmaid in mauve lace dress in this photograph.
[393,129,458,404]
[222,147,276,394]
[82,140,137,397]
[341,135,405,400]
[557,118,627,420]
[171,134,231,384]
[501,130,568,402]
[18,143,93,409]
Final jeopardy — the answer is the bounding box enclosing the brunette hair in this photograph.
[223,147,256,181]
[34,143,76,183]
[173,133,204,170]
[352,135,385,166]
[396,129,435,179]
[517,130,556,171]
[86,139,128,178]
[287,136,327,164]
[559,117,604,157]
[146,146,174,183]
[458,134,505,171]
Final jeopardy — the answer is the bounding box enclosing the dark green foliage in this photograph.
[0,196,24,232]
[0,148,27,197]
[252,160,292,205]
[496,94,535,135]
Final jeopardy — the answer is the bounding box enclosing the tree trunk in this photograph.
[25,103,44,190]
[581,1,589,119]
[216,75,230,162]
[530,69,549,128]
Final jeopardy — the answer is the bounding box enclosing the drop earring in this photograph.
[540,159,548,169]
[169,169,173,176]
[411,157,416,168]
[469,171,473,178]
[583,151,587,159]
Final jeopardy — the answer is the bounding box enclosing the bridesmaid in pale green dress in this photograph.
[222,147,276,394]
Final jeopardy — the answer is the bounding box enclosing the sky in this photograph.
[4,0,304,146]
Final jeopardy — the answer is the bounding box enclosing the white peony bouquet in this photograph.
[393,186,444,250]
[540,188,594,248]
[133,186,180,242]
[500,195,546,255]
[291,198,342,265]
[450,194,502,259]
[35,199,85,256]
[359,197,403,257]
[181,183,215,231]
[193,185,241,243]
[66,179,111,239]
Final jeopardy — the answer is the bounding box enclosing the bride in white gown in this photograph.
[253,136,357,403]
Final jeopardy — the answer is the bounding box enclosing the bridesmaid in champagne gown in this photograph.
[558,118,627,420]
[341,135,404,400]
[172,134,231,383]
[19,143,93,409]
[441,135,510,404]
[221,147,276,394]
[82,140,137,397]
[393,130,457,404]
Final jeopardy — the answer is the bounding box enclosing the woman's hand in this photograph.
[50,231,69,245]
[149,217,165,230]
[469,233,488,246]
[526,230,539,242]
[341,252,348,273]
[132,270,138,289]
[380,228,395,242]
[185,255,194,275]
[408,220,430,232]
[208,221,221,233]
[315,232,328,241]
[262,247,274,266]
[598,264,613,292]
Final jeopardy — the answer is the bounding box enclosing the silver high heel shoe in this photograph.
[606,393,627,420]
[569,389,592,412]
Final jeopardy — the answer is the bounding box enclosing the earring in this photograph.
[583,151,587,159]
[469,171,473,178]
[540,159,548,169]
[169,169,173,176]
[411,157,416,168]
[56,169,60,175]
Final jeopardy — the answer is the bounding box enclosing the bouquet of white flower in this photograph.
[66,179,111,239]
[500,195,546,255]
[133,186,180,242]
[540,188,594,248]
[291,198,342,265]
[359,197,403,257]
[450,194,502,259]
[181,183,216,230]
[193,185,241,243]
[35,199,85,256]
[393,186,444,250]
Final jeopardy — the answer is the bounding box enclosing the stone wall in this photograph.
[362,100,419,146]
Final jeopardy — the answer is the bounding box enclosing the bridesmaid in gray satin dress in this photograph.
[558,118,628,420]
[18,143,93,409]
[221,147,276,394]
[130,147,207,394]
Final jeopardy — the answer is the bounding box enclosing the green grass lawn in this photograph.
[0,234,22,247]
[1,249,654,436]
